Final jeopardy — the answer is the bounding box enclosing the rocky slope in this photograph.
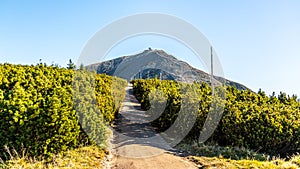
[87,48,248,90]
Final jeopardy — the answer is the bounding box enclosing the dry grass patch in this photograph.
[189,156,300,169]
[1,146,106,169]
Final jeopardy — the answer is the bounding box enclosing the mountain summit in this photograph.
[87,49,248,90]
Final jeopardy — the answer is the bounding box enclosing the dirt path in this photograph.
[110,84,197,169]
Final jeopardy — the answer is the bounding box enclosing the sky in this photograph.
[1,0,300,96]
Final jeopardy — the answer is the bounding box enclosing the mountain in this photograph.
[86,48,249,90]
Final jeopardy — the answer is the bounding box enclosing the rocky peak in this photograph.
[86,49,249,90]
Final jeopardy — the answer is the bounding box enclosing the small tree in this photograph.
[67,59,76,70]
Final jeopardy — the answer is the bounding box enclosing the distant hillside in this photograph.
[86,48,249,90]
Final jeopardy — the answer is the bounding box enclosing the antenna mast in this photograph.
[210,46,214,95]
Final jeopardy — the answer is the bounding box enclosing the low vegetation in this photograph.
[0,63,127,167]
[176,140,300,168]
[189,155,300,169]
[1,62,300,168]
[0,146,106,169]
[132,78,300,168]
[132,78,300,156]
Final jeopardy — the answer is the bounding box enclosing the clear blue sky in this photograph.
[1,0,300,96]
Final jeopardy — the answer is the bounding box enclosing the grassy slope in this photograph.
[0,146,106,169]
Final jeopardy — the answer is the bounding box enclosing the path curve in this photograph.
[111,84,197,169]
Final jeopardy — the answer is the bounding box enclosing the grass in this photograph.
[2,140,299,169]
[0,146,107,169]
[176,140,300,169]
[176,140,270,161]
[189,156,300,169]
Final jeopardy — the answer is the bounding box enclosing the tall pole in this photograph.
[210,46,214,95]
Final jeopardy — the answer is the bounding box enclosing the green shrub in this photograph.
[0,63,126,159]
[0,64,80,159]
[131,79,300,156]
[217,87,300,156]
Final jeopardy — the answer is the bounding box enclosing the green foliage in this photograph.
[131,79,300,156]
[218,86,300,156]
[94,74,127,125]
[0,63,126,160]
[67,59,76,70]
[73,71,127,147]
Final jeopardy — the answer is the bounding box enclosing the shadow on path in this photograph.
[112,84,174,158]
[111,84,197,169]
